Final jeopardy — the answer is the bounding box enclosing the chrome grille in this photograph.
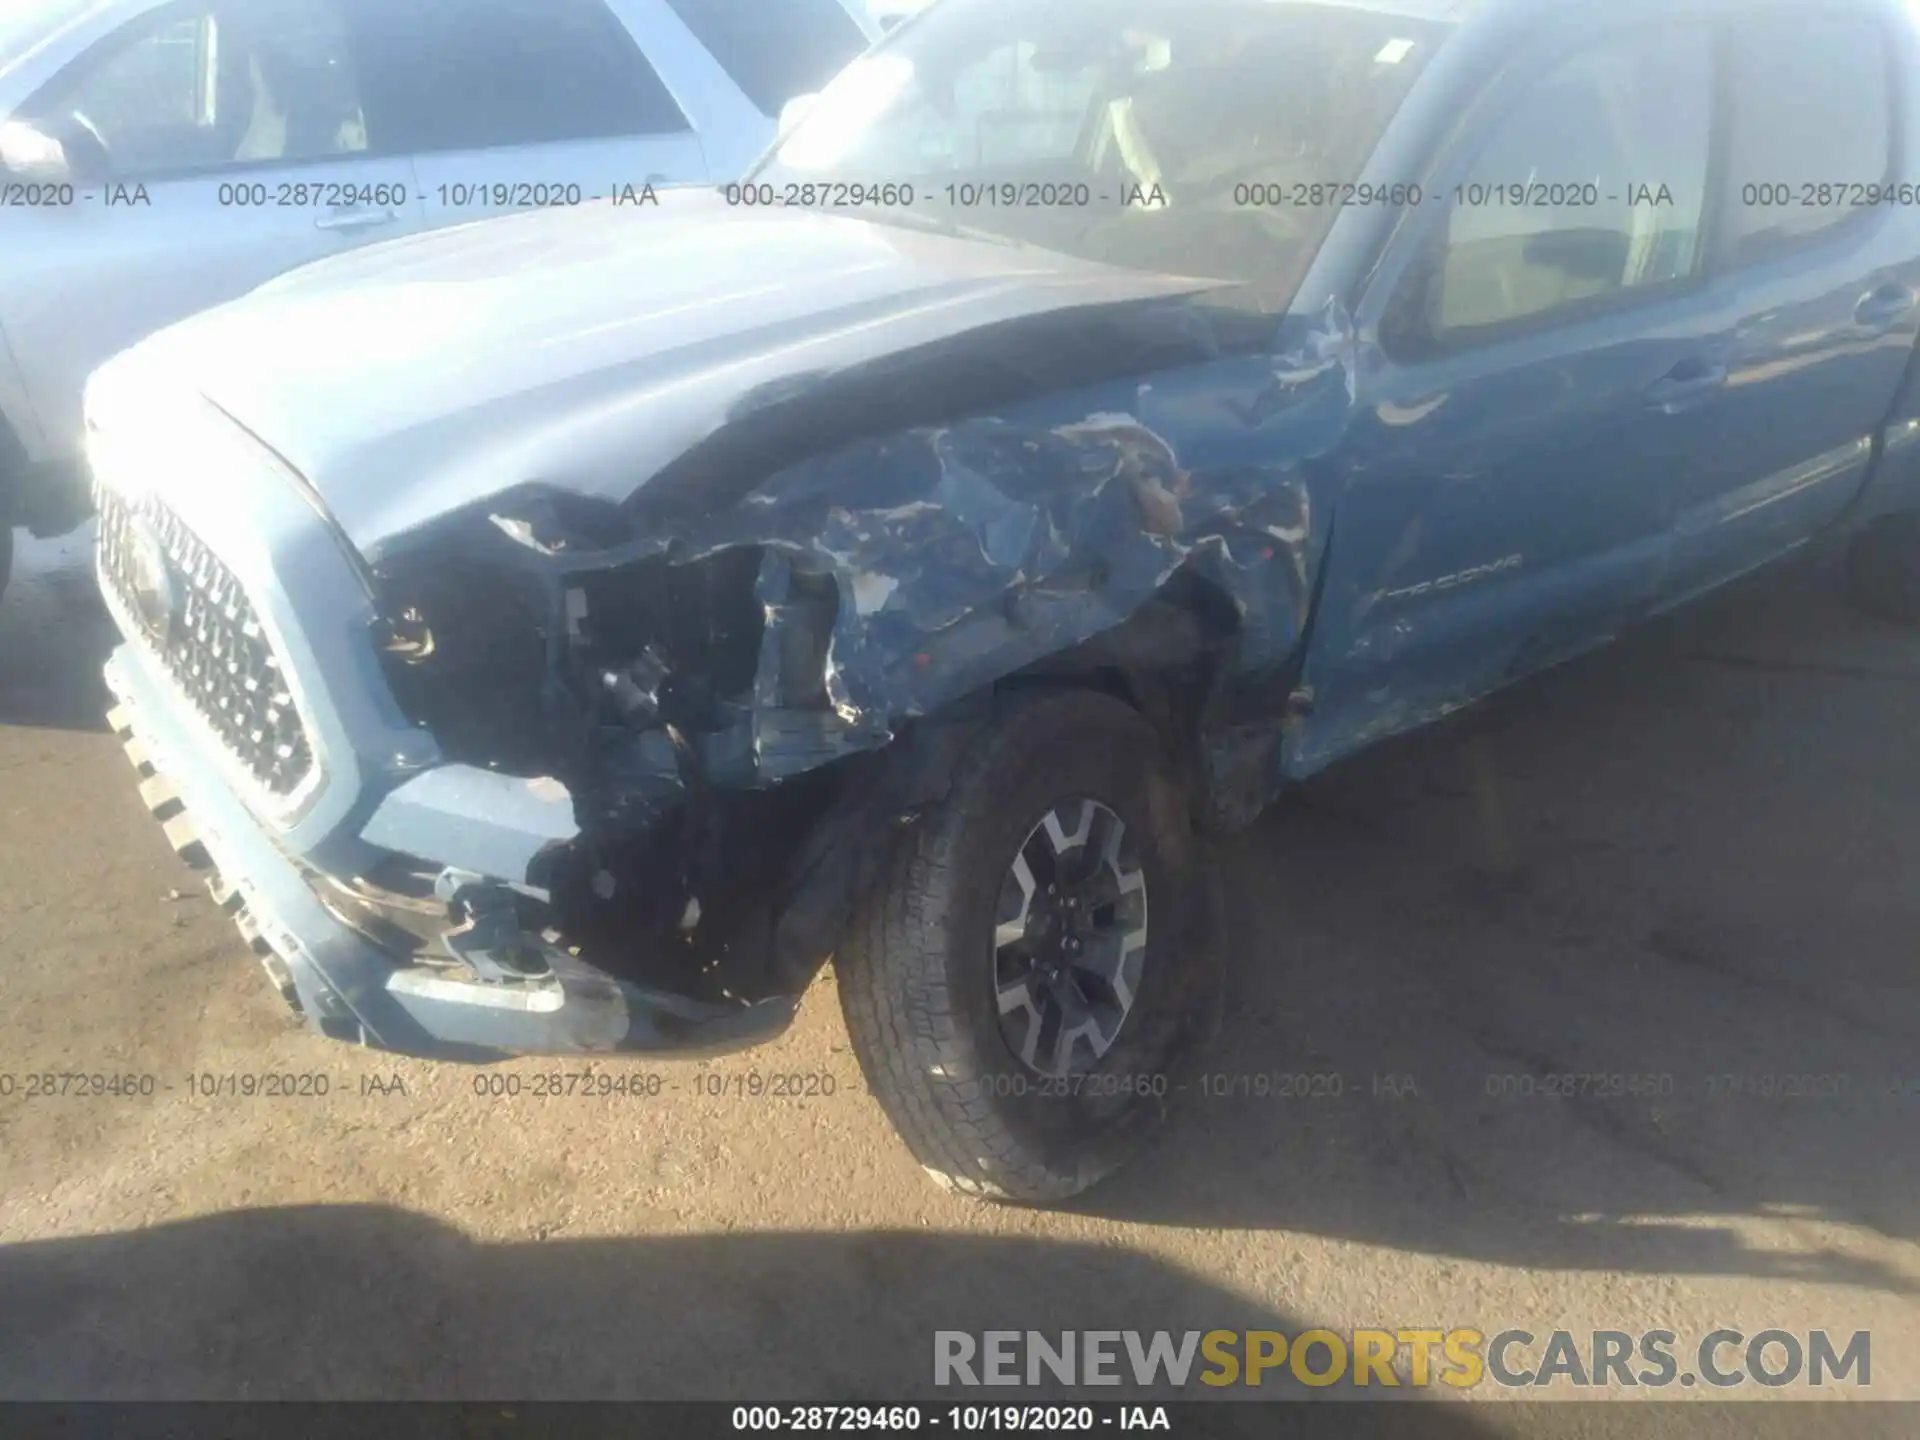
[96,483,315,798]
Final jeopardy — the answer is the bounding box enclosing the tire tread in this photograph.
[837,691,1171,1201]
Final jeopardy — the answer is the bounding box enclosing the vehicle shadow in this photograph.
[0,1203,1491,1417]
[0,524,113,732]
[1085,546,1920,1293]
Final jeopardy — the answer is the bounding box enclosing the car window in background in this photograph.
[352,0,688,154]
[1717,17,1891,267]
[22,0,371,178]
[1430,26,1712,338]
[663,0,868,116]
[49,10,205,161]
[943,38,1101,167]
[757,0,1448,311]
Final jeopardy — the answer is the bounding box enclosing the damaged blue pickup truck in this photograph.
[88,0,1920,1200]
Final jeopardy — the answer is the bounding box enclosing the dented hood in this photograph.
[95,189,1221,561]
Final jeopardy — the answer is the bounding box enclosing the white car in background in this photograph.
[0,0,879,599]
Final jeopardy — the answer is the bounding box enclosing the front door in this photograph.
[349,0,710,232]
[1293,18,1725,776]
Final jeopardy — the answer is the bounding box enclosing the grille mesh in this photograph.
[96,484,315,798]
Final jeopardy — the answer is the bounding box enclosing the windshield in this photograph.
[751,0,1447,311]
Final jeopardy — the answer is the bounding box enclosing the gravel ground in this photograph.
[1,525,1917,1422]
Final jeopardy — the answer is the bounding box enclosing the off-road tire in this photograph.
[1846,513,1920,623]
[836,688,1223,1203]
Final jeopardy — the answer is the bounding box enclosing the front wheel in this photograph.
[1846,513,1920,623]
[836,689,1222,1203]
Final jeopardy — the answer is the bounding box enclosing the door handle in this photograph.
[315,208,398,234]
[1645,358,1727,414]
[1854,284,1916,330]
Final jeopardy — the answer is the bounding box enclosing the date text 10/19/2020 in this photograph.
[15,176,1920,215]
[730,1407,1171,1433]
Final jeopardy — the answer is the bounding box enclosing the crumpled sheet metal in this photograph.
[480,293,1362,793]
[670,406,1322,750]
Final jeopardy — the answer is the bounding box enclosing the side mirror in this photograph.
[0,117,107,186]
[778,92,820,137]
[0,119,72,183]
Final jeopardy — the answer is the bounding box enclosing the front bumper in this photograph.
[104,646,797,1062]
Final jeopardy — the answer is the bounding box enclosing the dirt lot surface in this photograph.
[2,526,1917,1423]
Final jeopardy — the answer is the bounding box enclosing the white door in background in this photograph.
[0,0,424,456]
[350,0,710,230]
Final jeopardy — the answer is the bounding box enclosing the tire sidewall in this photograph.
[932,692,1217,1191]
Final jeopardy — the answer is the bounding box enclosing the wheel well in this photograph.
[991,566,1245,771]
[769,570,1249,996]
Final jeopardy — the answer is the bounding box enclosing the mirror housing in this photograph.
[0,120,72,183]
[0,117,108,186]
[777,92,820,138]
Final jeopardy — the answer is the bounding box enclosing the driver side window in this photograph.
[36,9,211,174]
[1394,26,1712,349]
[26,0,369,181]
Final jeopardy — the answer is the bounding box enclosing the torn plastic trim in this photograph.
[360,764,581,898]
[106,646,797,1059]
